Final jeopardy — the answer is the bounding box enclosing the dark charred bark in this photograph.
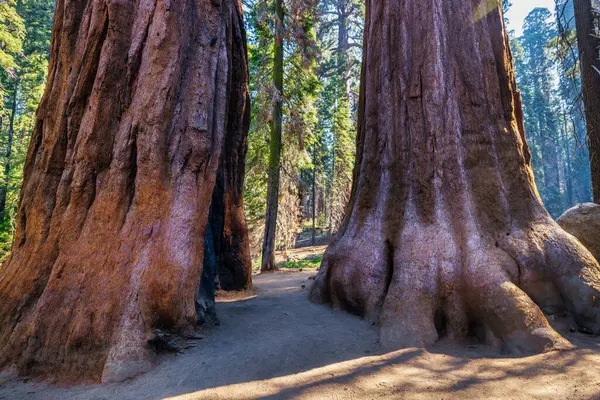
[311,0,600,354]
[207,157,252,291]
[574,0,600,203]
[197,218,219,326]
[0,0,250,383]
[205,8,252,291]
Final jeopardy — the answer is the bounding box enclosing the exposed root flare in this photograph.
[311,223,600,354]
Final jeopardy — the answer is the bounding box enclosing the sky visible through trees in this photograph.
[508,0,556,34]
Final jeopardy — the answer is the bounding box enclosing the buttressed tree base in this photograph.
[311,0,600,353]
[0,0,251,383]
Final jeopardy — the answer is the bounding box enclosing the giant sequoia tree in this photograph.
[311,0,600,353]
[0,0,251,383]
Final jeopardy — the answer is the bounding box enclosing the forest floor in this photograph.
[2,252,600,399]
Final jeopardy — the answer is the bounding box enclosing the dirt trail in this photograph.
[1,270,600,399]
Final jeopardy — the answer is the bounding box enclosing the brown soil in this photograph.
[1,268,600,399]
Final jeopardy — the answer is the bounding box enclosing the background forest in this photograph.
[0,0,596,261]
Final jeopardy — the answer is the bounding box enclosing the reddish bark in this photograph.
[311,0,600,353]
[0,0,250,383]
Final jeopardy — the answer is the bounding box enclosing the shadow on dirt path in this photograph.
[1,270,600,399]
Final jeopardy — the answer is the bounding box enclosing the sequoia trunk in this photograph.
[207,20,253,291]
[311,0,600,353]
[0,0,250,383]
[208,118,253,291]
[574,0,600,203]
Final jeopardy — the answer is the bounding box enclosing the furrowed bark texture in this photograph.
[207,13,252,291]
[0,0,250,383]
[311,0,600,354]
[574,0,600,203]
[208,111,253,291]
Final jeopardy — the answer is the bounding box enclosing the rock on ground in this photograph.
[558,203,600,261]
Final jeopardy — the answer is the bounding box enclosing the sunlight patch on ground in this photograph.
[161,346,600,400]
[162,349,429,400]
[215,294,257,303]
[215,288,258,303]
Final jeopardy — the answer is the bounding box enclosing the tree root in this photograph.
[311,220,600,354]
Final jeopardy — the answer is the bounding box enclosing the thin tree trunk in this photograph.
[261,0,284,272]
[0,79,18,220]
[570,112,592,202]
[539,102,564,217]
[574,0,600,203]
[312,148,317,245]
[562,105,574,206]
[0,0,250,383]
[337,4,350,96]
[311,0,600,353]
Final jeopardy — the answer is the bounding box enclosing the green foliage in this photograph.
[0,0,25,75]
[244,0,363,262]
[0,0,54,259]
[0,0,25,108]
[512,5,593,218]
[280,255,322,269]
[244,0,321,258]
[551,0,593,205]
[313,0,362,232]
